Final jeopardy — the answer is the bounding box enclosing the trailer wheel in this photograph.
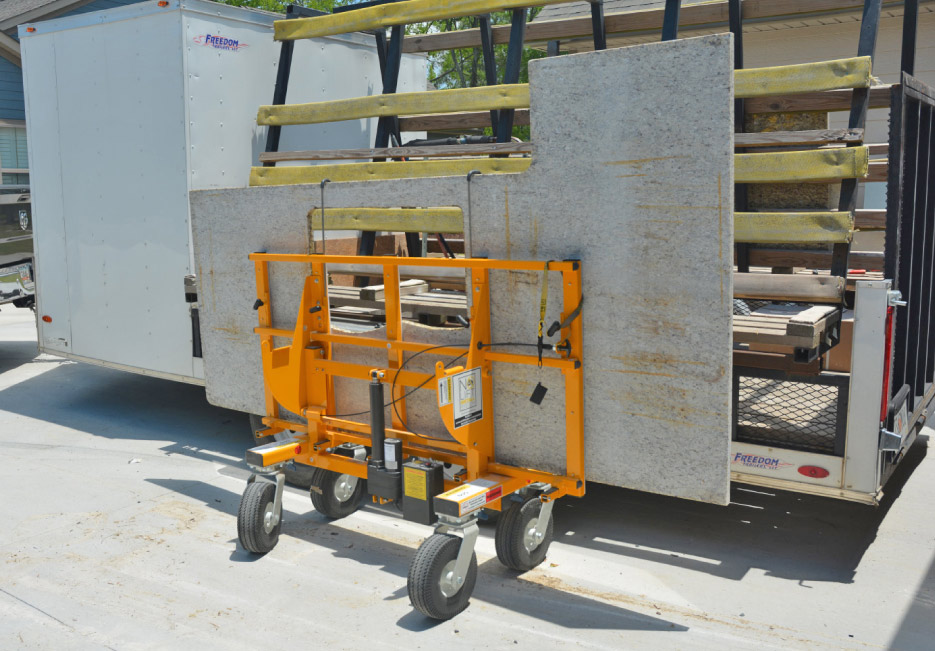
[237,481,281,554]
[309,468,364,519]
[407,533,477,620]
[495,496,554,571]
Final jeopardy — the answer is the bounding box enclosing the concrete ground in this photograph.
[1,304,933,651]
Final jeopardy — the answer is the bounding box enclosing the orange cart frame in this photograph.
[237,253,584,619]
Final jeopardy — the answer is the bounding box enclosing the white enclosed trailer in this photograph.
[19,0,425,384]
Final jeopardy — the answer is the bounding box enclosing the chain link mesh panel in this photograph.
[736,376,842,454]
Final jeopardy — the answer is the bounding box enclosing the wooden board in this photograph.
[734,273,844,303]
[250,158,531,187]
[399,87,891,132]
[746,249,884,270]
[744,85,892,113]
[736,147,868,183]
[855,209,886,231]
[400,0,896,53]
[275,0,570,41]
[257,84,530,126]
[261,142,532,162]
[735,211,853,244]
[735,128,863,148]
[309,207,464,233]
[734,57,871,99]
[359,279,429,301]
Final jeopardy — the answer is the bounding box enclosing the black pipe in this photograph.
[369,372,386,468]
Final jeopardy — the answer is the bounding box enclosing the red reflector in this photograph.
[294,445,301,454]
[157,1,169,6]
[26,27,36,32]
[798,465,830,479]
[41,315,52,323]
[849,269,866,275]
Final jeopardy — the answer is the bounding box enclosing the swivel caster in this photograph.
[495,495,554,571]
[237,473,285,554]
[408,521,479,620]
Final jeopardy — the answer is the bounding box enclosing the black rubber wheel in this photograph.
[309,467,365,519]
[495,496,554,571]
[407,533,477,620]
[237,481,281,554]
[284,462,315,489]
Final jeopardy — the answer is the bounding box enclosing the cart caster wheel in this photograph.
[237,481,281,554]
[408,533,477,620]
[495,496,554,571]
[309,468,364,519]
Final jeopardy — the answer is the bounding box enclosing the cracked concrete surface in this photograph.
[1,304,933,650]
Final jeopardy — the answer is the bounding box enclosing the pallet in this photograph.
[733,303,841,350]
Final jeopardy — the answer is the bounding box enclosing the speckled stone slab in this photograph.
[190,35,734,504]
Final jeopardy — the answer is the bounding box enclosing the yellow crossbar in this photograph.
[735,212,854,245]
[250,158,531,187]
[258,85,530,127]
[735,147,869,183]
[275,0,567,41]
[735,57,872,98]
[309,207,464,232]
[257,58,869,128]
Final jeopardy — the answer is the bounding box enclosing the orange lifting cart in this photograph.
[238,253,584,619]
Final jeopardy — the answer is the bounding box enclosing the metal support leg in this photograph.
[833,0,884,284]
[901,0,919,75]
[496,9,527,143]
[589,0,606,51]
[270,471,286,529]
[661,0,681,41]
[436,518,480,594]
[528,497,555,550]
[729,0,750,272]
[478,14,499,137]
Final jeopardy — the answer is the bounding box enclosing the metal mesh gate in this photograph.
[733,368,849,456]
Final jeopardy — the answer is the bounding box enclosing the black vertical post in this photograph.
[589,0,606,51]
[918,106,935,394]
[661,0,681,41]
[901,0,919,75]
[729,0,750,273]
[374,25,404,154]
[831,0,883,281]
[369,373,386,468]
[374,29,388,83]
[885,82,904,285]
[547,40,560,57]
[909,104,932,404]
[894,96,921,401]
[479,14,499,137]
[263,6,298,165]
[496,8,527,143]
[359,25,405,274]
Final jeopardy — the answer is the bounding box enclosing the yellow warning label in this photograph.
[404,467,427,501]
